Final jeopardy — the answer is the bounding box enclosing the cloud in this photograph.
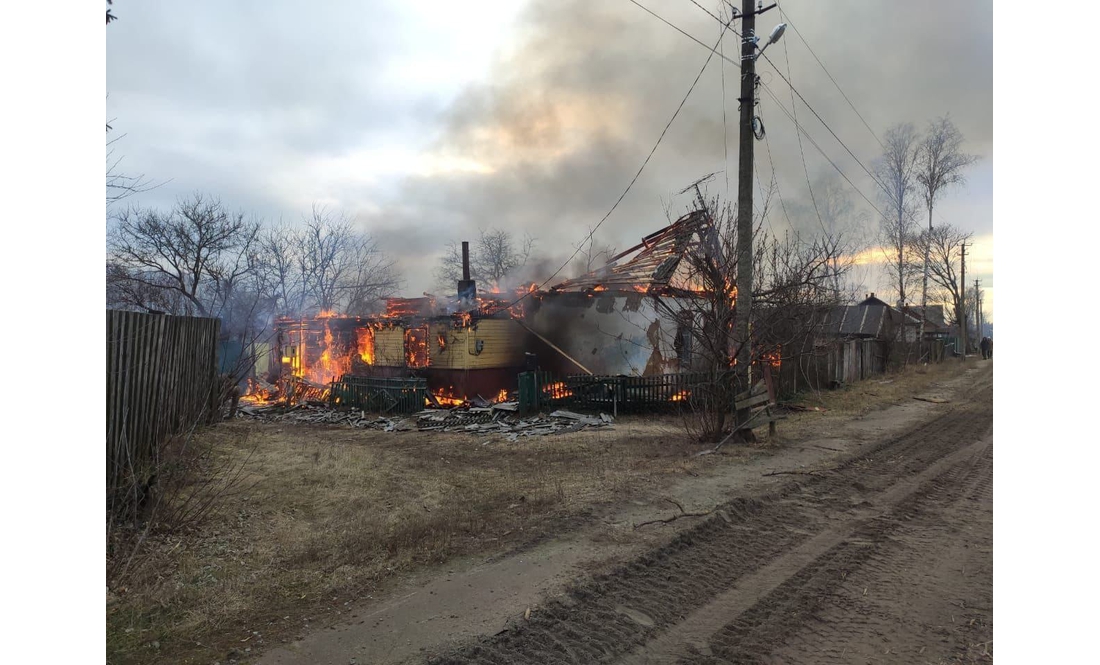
[107,0,992,304]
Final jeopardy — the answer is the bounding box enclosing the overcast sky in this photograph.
[106,0,993,317]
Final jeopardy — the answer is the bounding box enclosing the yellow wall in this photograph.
[429,319,528,369]
[374,327,406,367]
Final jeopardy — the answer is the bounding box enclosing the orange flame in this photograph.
[543,381,573,399]
[303,321,351,384]
[239,378,276,405]
[405,326,430,368]
[357,326,375,365]
[431,385,465,407]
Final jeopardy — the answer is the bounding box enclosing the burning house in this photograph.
[263,210,744,409]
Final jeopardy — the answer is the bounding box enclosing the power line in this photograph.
[762,130,792,227]
[668,1,884,218]
[772,4,960,231]
[499,5,735,311]
[778,3,885,152]
[688,0,723,23]
[779,21,827,236]
[759,51,891,202]
[719,2,730,198]
[629,0,737,64]
[760,83,887,219]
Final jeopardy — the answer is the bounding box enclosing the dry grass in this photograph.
[774,359,965,440]
[106,361,969,664]
[106,415,712,664]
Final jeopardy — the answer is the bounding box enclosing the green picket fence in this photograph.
[329,375,428,414]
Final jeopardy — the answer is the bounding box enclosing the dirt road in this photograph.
[429,369,993,664]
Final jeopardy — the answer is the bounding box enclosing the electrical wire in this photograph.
[779,16,827,236]
[671,1,891,218]
[759,82,887,219]
[496,4,736,312]
[719,3,730,198]
[759,51,891,201]
[778,3,885,152]
[762,129,792,228]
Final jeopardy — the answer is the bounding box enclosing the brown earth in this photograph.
[107,360,991,665]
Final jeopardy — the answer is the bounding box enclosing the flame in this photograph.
[670,389,690,402]
[303,320,351,385]
[432,385,466,407]
[761,345,782,369]
[543,381,573,399]
[239,378,276,405]
[405,326,430,368]
[357,326,375,365]
[496,388,508,403]
[437,331,447,351]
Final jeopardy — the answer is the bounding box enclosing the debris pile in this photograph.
[237,403,614,440]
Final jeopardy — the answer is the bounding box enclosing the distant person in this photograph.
[979,337,990,360]
[988,337,992,359]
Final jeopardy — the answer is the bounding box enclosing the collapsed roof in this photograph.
[548,210,717,296]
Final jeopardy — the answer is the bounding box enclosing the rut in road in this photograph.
[678,439,993,664]
[429,386,992,665]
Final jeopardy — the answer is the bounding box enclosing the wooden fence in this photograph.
[774,337,945,398]
[107,309,221,520]
[330,375,428,414]
[518,371,715,413]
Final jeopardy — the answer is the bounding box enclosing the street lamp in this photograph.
[753,22,787,61]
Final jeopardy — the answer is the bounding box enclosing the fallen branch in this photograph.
[913,396,950,404]
[762,469,826,477]
[633,498,715,529]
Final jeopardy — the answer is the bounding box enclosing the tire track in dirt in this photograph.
[429,385,992,665]
[679,439,992,664]
[763,436,994,663]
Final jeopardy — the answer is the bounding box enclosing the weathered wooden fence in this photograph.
[774,338,945,398]
[107,310,221,519]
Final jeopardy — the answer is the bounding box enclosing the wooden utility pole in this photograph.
[733,1,766,432]
[975,278,982,342]
[959,242,968,358]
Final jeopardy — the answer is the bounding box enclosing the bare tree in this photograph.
[343,233,403,314]
[875,123,922,308]
[255,222,306,317]
[434,227,535,290]
[107,193,260,317]
[298,205,400,315]
[789,173,867,302]
[915,115,978,344]
[918,224,973,340]
[657,188,846,444]
[106,128,159,207]
[571,229,618,277]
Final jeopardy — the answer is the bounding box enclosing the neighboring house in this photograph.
[900,303,952,342]
[818,293,956,344]
[820,293,911,341]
